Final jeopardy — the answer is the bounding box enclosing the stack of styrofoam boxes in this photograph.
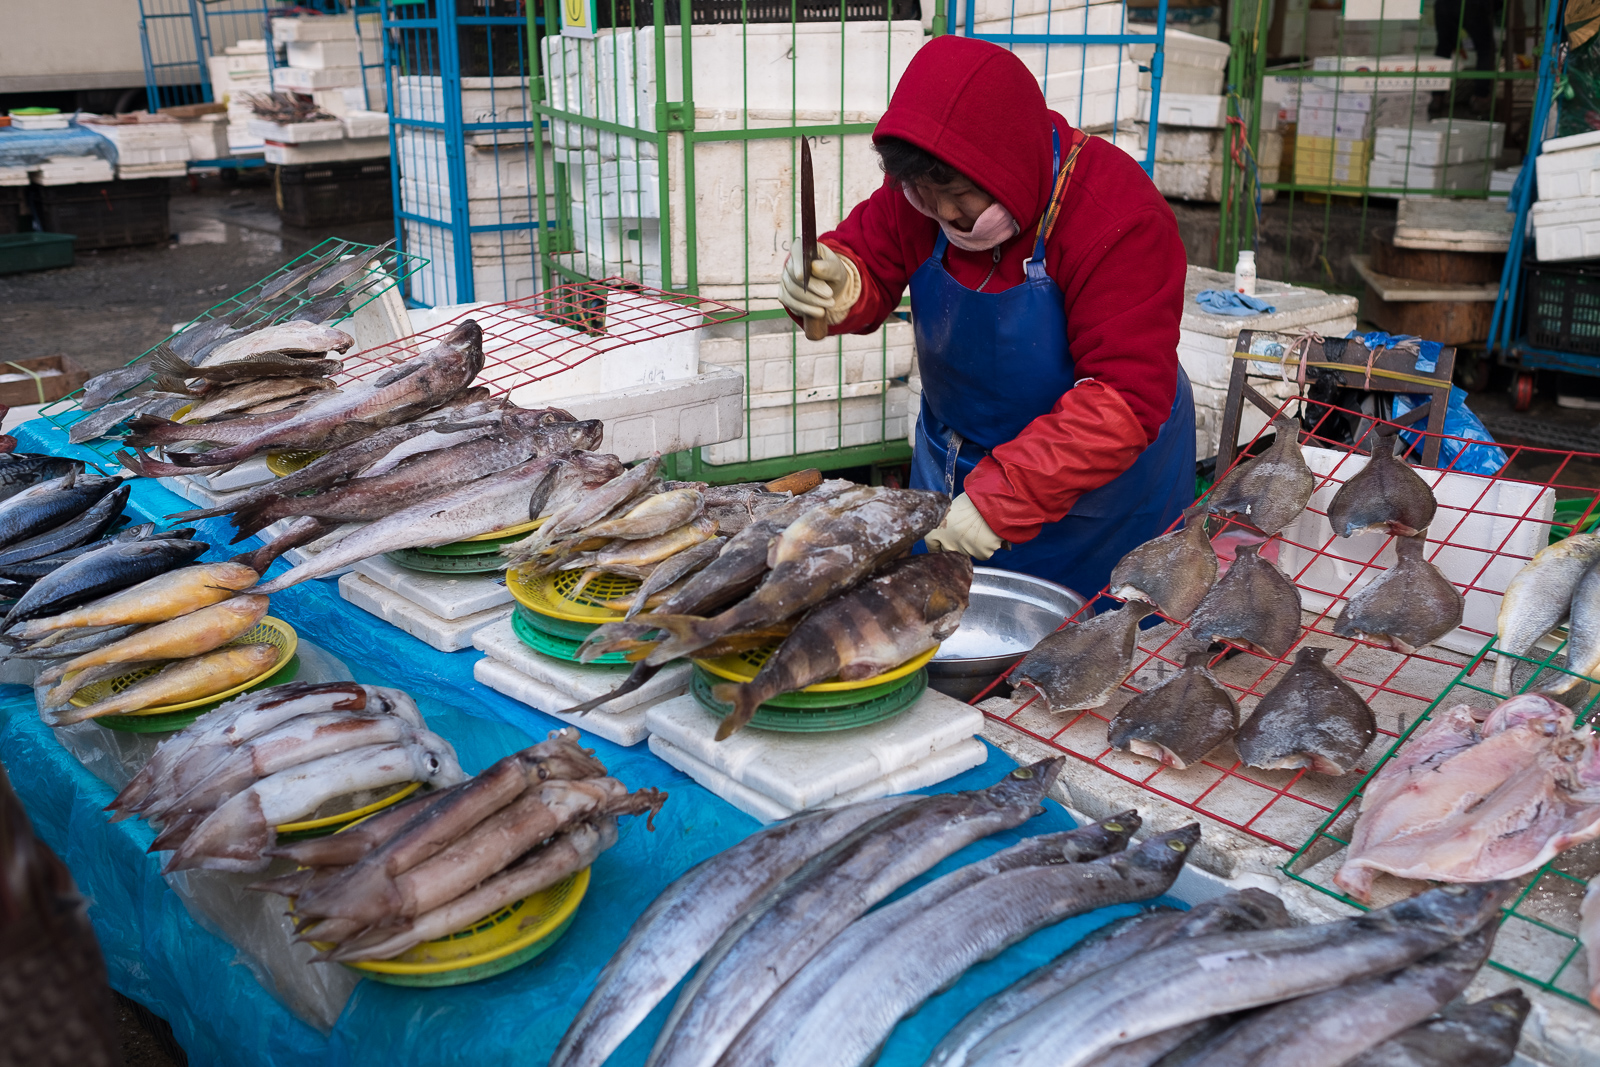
[1300,13,1435,57]
[1180,264,1358,457]
[1369,119,1504,195]
[30,156,114,184]
[976,2,1141,134]
[542,21,921,310]
[698,317,915,466]
[80,116,191,179]
[207,40,275,154]
[1293,86,1376,189]
[1530,129,1600,261]
[269,15,385,112]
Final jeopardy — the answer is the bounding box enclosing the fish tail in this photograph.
[560,662,659,715]
[229,505,280,543]
[115,446,222,478]
[711,682,762,741]
[576,623,654,661]
[635,613,716,664]
[150,346,195,382]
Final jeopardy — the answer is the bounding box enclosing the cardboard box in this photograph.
[0,354,91,407]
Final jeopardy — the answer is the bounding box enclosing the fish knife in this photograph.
[799,137,828,342]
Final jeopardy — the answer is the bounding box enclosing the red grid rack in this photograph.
[977,393,1600,857]
[333,280,747,400]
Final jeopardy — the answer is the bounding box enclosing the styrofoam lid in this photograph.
[1530,195,1600,223]
[1541,128,1600,155]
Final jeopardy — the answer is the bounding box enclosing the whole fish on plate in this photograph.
[1,539,213,633]
[0,483,129,568]
[1327,423,1438,538]
[179,376,337,422]
[9,558,257,639]
[0,453,81,502]
[1188,541,1302,658]
[40,595,270,704]
[0,471,122,549]
[1344,989,1529,1067]
[1174,922,1497,1067]
[1332,534,1463,653]
[639,487,950,666]
[256,454,567,592]
[198,321,354,367]
[724,814,1143,1067]
[1107,649,1238,770]
[928,889,1292,1067]
[48,642,281,726]
[1109,504,1217,620]
[1235,645,1377,776]
[644,760,1062,1067]
[165,732,466,872]
[1206,417,1316,536]
[965,881,1514,1067]
[1011,602,1153,713]
[749,827,1198,1067]
[68,392,190,444]
[709,551,972,739]
[1492,533,1600,694]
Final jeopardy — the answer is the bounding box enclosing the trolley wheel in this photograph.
[1513,372,1535,412]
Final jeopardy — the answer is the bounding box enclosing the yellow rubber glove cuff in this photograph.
[923,493,1002,560]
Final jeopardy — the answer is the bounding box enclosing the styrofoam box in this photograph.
[1532,196,1600,261]
[1297,86,1378,112]
[340,111,387,139]
[265,137,390,165]
[703,383,910,465]
[351,556,512,620]
[1127,25,1232,71]
[1138,64,1226,96]
[409,255,537,307]
[475,659,654,748]
[393,75,532,133]
[286,39,363,69]
[1372,119,1505,166]
[271,14,380,42]
[338,572,510,653]
[1310,54,1457,93]
[395,128,553,198]
[222,53,271,74]
[1367,158,1492,193]
[273,66,361,92]
[118,163,187,178]
[31,159,115,185]
[247,117,345,143]
[1277,445,1551,657]
[1039,62,1140,130]
[1138,91,1226,128]
[573,160,661,220]
[924,0,1122,34]
[975,7,1128,75]
[181,117,229,161]
[474,617,689,719]
[1535,141,1600,201]
[310,87,371,117]
[699,319,914,395]
[0,166,29,186]
[1296,109,1373,140]
[548,365,746,464]
[399,204,547,261]
[1115,127,1283,203]
[114,145,192,165]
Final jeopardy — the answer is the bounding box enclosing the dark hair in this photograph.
[874,136,962,186]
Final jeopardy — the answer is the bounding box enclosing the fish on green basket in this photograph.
[1107,649,1238,770]
[1011,601,1153,713]
[1188,541,1302,658]
[1332,534,1463,654]
[1327,422,1438,538]
[48,642,281,726]
[1344,989,1529,1067]
[1206,416,1316,536]
[564,517,721,596]
[259,240,351,301]
[1234,646,1377,776]
[1109,503,1217,621]
[708,551,972,740]
[1492,532,1600,694]
[622,536,725,621]
[2,540,214,634]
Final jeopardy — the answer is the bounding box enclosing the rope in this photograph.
[4,362,47,405]
[1232,350,1445,389]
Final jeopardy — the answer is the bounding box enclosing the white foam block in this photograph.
[648,734,990,822]
[190,455,275,492]
[161,474,230,511]
[472,618,690,712]
[475,657,653,747]
[338,572,510,652]
[645,689,984,812]
[351,555,512,620]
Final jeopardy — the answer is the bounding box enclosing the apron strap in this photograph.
[1028,126,1089,266]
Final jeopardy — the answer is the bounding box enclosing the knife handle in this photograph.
[802,316,829,341]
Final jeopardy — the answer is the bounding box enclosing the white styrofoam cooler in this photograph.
[1532,196,1600,262]
[285,39,363,69]
[703,383,911,465]
[533,364,746,465]
[1372,119,1505,166]
[1536,133,1600,201]
[273,66,362,92]
[1367,158,1493,193]
[246,117,345,143]
[699,319,914,396]
[1138,91,1227,128]
[1310,54,1458,92]
[271,14,380,42]
[264,137,390,165]
[1131,26,1230,96]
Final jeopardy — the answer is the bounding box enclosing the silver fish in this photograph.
[1549,553,1600,698]
[1343,990,1529,1067]
[182,376,336,422]
[1206,417,1315,536]
[644,760,1064,1067]
[624,537,725,620]
[198,321,354,367]
[1012,602,1153,713]
[1492,532,1600,694]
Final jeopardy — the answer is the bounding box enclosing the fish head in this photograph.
[976,757,1064,812]
[1377,881,1516,938]
[1065,810,1142,858]
[1482,692,1573,738]
[1109,823,1201,879]
[562,419,604,451]
[409,728,467,786]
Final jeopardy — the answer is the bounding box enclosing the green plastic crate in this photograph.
[0,232,74,274]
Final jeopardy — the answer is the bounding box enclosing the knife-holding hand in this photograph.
[779,243,861,328]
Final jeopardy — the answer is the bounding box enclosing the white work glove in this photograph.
[924,493,1003,560]
[778,243,861,327]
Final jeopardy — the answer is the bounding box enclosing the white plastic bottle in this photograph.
[1234,250,1258,296]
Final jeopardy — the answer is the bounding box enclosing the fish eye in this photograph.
[1010,767,1035,780]
[1103,822,1123,833]
[1168,839,1187,852]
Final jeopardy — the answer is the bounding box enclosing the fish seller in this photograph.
[778,35,1194,598]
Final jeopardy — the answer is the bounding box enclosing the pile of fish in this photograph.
[250,730,664,963]
[0,456,139,604]
[107,682,465,872]
[1335,691,1600,904]
[551,472,965,738]
[941,880,1522,1067]
[1493,527,1600,699]
[69,240,396,442]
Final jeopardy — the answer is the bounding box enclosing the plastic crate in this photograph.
[0,187,22,235]
[1523,257,1600,357]
[274,158,393,228]
[33,178,169,250]
[0,232,75,274]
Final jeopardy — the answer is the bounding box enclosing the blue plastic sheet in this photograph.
[1346,330,1443,375]
[1392,388,1511,477]
[0,124,114,168]
[0,418,1177,1067]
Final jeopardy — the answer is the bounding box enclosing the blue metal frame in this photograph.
[951,0,1168,177]
[138,0,286,112]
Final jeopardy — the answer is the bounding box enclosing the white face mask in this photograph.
[902,183,1020,252]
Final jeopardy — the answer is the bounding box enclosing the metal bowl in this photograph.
[929,567,1086,703]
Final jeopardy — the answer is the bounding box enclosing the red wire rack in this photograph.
[977,394,1600,855]
[333,280,747,399]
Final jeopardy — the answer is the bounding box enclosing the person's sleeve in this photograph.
[783,176,917,336]
[962,204,1185,544]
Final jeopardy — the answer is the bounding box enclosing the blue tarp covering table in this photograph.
[0,417,1158,1067]
[0,124,115,168]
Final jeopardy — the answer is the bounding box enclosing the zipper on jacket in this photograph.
[975,248,1002,293]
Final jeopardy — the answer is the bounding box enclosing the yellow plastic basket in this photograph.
[506,566,641,624]
[266,450,327,476]
[693,642,939,693]
[275,781,421,836]
[459,515,544,542]
[66,617,299,716]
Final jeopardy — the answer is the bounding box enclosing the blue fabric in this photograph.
[1194,289,1277,316]
[1347,330,1443,375]
[0,123,115,167]
[0,417,1182,1067]
[1392,387,1510,476]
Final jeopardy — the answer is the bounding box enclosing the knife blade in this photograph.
[799,136,827,341]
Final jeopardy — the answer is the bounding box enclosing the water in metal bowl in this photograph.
[929,567,1086,703]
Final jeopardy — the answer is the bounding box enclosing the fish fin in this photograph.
[154,375,196,396]
[711,682,761,741]
[632,614,711,662]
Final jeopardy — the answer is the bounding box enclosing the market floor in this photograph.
[0,172,392,378]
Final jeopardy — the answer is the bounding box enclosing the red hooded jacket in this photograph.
[812,35,1186,543]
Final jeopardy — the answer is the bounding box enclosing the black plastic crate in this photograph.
[0,187,23,235]
[275,158,394,229]
[1524,258,1600,357]
[33,178,170,250]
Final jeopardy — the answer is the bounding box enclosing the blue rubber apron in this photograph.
[909,127,1196,601]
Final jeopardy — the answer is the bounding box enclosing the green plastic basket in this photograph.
[0,233,75,275]
[1550,498,1600,544]
[384,547,507,574]
[96,655,302,734]
[512,607,633,666]
[690,666,926,732]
